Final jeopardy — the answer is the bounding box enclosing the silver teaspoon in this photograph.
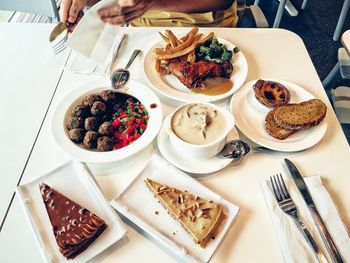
[220,139,268,160]
[110,49,141,89]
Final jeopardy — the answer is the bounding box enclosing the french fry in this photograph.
[159,32,169,43]
[166,30,180,47]
[155,32,214,60]
[180,27,199,42]
[164,43,171,50]
[155,34,195,56]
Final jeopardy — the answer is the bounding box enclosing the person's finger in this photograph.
[67,11,84,33]
[98,5,138,19]
[101,8,144,25]
[97,5,120,18]
[60,0,73,22]
[68,0,86,23]
[99,0,146,19]
[118,0,138,8]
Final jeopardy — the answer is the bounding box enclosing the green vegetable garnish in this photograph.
[195,38,233,63]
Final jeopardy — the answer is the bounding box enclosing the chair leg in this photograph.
[333,0,350,41]
[322,62,340,90]
[301,0,308,10]
[273,0,287,28]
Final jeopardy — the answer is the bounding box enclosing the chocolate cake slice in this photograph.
[39,182,107,259]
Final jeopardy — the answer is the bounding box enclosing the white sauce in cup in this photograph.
[171,104,226,145]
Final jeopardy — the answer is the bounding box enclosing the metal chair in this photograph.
[254,0,289,28]
[333,0,350,41]
[0,0,60,23]
[300,0,349,41]
[237,0,269,28]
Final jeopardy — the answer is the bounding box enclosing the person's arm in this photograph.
[98,0,234,25]
[60,0,100,23]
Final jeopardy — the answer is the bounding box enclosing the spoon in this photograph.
[110,49,141,89]
[220,139,268,160]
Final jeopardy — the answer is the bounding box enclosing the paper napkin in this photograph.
[261,176,350,263]
[66,0,124,74]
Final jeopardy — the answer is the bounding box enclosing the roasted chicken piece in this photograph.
[168,60,233,88]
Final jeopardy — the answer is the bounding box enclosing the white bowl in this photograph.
[52,78,163,164]
[165,102,235,159]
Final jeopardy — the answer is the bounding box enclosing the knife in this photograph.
[284,158,343,263]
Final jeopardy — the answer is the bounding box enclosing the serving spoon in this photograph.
[110,49,141,89]
[220,139,268,160]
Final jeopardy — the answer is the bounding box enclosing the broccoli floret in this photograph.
[199,45,209,54]
[195,38,234,62]
[221,50,232,61]
[208,46,222,58]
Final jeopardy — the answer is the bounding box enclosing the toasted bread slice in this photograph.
[265,109,295,140]
[273,99,327,130]
[144,178,225,248]
[253,79,291,108]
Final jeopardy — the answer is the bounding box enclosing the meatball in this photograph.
[98,121,113,136]
[68,129,85,143]
[66,117,84,130]
[83,131,99,149]
[100,90,116,103]
[71,104,89,118]
[97,136,114,151]
[82,94,102,107]
[91,101,106,116]
[84,117,98,131]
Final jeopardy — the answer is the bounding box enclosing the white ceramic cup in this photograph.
[165,102,235,159]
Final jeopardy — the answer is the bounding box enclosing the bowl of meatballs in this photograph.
[52,78,163,163]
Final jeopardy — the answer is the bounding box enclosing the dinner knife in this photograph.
[284,158,343,263]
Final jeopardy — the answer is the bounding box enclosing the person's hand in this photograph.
[98,0,153,25]
[60,0,87,23]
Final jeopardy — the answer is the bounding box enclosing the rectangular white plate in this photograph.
[16,160,127,263]
[110,155,239,263]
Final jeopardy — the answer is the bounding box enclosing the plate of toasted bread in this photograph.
[144,28,248,103]
[230,79,328,152]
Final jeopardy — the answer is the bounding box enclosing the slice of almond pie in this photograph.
[39,182,107,259]
[144,178,226,248]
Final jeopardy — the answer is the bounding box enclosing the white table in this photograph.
[0,24,349,263]
[0,23,70,224]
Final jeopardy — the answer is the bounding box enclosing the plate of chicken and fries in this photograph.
[144,28,248,103]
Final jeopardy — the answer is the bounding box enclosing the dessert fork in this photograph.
[270,173,329,263]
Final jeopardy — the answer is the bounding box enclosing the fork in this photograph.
[49,22,70,55]
[270,173,329,263]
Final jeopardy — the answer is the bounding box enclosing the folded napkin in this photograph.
[262,176,350,263]
[66,0,124,74]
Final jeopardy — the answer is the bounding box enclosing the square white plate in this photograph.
[16,160,127,263]
[110,155,239,263]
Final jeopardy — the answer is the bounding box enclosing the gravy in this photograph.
[191,78,233,96]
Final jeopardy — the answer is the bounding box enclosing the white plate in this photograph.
[144,37,248,103]
[16,161,127,263]
[230,79,328,152]
[110,155,239,263]
[157,116,238,175]
[52,78,163,164]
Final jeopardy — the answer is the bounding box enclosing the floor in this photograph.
[1,0,350,142]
